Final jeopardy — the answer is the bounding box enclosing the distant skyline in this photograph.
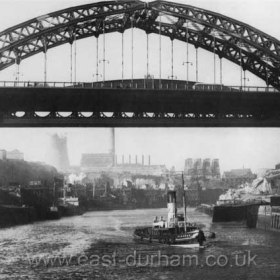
[0,128,280,173]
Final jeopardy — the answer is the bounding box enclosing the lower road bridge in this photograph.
[0,79,279,127]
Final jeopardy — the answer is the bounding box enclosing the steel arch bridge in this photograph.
[1,0,280,127]
[0,0,280,89]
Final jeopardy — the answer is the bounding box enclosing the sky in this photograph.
[0,0,280,173]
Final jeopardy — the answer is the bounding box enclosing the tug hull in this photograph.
[134,226,199,245]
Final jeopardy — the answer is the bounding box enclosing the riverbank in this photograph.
[0,204,86,229]
[0,203,164,229]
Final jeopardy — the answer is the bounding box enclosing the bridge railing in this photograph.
[0,80,278,92]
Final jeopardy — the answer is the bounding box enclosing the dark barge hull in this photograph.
[58,205,84,217]
[213,204,260,228]
[0,205,36,228]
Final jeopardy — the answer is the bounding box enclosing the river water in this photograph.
[0,208,279,280]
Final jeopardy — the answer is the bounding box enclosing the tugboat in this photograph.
[134,189,206,246]
[57,182,84,217]
[46,205,60,219]
[46,181,60,220]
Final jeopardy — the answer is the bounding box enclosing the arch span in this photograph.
[0,0,280,88]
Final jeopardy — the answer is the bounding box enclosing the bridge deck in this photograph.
[0,79,277,92]
[0,79,279,127]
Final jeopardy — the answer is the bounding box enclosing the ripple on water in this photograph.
[0,208,280,279]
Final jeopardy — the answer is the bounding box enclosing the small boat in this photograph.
[46,205,60,219]
[171,243,204,249]
[46,181,60,220]
[57,183,84,217]
[134,183,206,246]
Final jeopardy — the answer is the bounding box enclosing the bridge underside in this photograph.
[2,117,280,128]
[1,87,280,127]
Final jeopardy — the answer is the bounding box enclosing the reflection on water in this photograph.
[0,208,280,279]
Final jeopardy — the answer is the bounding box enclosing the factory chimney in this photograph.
[48,133,70,172]
[109,128,115,166]
[148,155,151,165]
[142,155,144,165]
[129,154,131,164]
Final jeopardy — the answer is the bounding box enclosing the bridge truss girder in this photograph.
[0,1,280,88]
[0,87,280,127]
[1,111,280,127]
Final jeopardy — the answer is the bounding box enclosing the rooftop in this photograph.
[223,168,254,178]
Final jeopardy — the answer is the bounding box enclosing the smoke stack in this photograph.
[92,184,96,198]
[48,133,70,172]
[135,155,138,164]
[109,128,115,166]
[115,154,117,165]
[184,158,193,176]
[212,159,221,178]
[148,155,151,165]
[129,154,131,164]
[142,155,144,165]
[122,154,124,165]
